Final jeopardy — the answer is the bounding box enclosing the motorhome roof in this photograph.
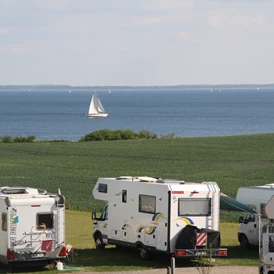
[239,184,274,190]
[0,187,47,195]
[114,176,211,185]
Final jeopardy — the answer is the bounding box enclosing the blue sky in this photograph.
[0,0,273,86]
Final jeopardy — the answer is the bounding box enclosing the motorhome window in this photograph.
[98,183,108,193]
[261,203,268,218]
[139,195,156,214]
[1,213,7,231]
[122,190,127,203]
[37,213,53,229]
[178,198,211,216]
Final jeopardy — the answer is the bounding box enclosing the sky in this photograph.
[0,0,274,86]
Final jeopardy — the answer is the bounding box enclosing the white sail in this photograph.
[87,91,108,117]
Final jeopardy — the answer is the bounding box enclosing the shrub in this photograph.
[13,135,37,143]
[108,131,122,140]
[119,129,137,140]
[2,135,13,143]
[138,130,157,139]
[82,131,104,141]
[50,139,70,143]
[13,136,27,143]
[160,133,176,139]
[27,135,36,142]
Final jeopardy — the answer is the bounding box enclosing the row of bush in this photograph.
[1,130,177,143]
[1,135,36,143]
[80,129,159,141]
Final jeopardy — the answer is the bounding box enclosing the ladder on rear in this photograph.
[56,196,65,245]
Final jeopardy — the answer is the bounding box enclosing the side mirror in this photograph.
[92,211,97,220]
[239,216,244,223]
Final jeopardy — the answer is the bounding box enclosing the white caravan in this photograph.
[92,176,227,259]
[236,184,274,248]
[0,186,66,267]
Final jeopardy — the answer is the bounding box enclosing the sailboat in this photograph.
[86,90,108,118]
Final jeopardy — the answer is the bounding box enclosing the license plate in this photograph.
[31,253,44,258]
[196,251,206,256]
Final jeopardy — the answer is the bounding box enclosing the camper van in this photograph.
[0,186,66,267]
[92,176,227,259]
[236,184,274,248]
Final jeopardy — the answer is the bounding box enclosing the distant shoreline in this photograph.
[0,83,274,91]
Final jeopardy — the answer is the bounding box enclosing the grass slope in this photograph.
[1,133,273,211]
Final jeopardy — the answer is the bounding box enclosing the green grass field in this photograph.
[0,133,272,272]
[1,133,273,212]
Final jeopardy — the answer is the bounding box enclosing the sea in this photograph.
[0,86,274,141]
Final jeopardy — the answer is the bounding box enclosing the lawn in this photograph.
[64,211,258,272]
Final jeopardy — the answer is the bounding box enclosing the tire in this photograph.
[139,247,150,260]
[239,234,249,249]
[94,234,105,250]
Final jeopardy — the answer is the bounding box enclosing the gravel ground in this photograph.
[75,266,258,274]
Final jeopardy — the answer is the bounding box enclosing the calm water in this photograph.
[0,87,274,140]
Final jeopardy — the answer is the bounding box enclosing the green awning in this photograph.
[220,193,257,214]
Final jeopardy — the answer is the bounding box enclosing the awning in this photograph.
[220,192,257,214]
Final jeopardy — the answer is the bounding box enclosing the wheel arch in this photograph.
[93,230,102,240]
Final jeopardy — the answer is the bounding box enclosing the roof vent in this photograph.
[157,179,185,184]
[137,176,158,183]
[116,176,133,180]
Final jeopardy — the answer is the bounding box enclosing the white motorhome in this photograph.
[0,186,66,267]
[91,176,227,259]
[236,184,274,248]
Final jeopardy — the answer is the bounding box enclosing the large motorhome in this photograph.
[236,184,274,248]
[0,186,66,267]
[92,176,227,259]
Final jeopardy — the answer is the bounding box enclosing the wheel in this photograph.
[94,234,105,250]
[239,234,249,249]
[139,247,150,260]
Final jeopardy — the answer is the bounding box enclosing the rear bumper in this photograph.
[4,245,66,267]
[174,248,228,258]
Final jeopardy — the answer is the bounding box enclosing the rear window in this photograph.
[178,198,211,216]
[37,212,53,229]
